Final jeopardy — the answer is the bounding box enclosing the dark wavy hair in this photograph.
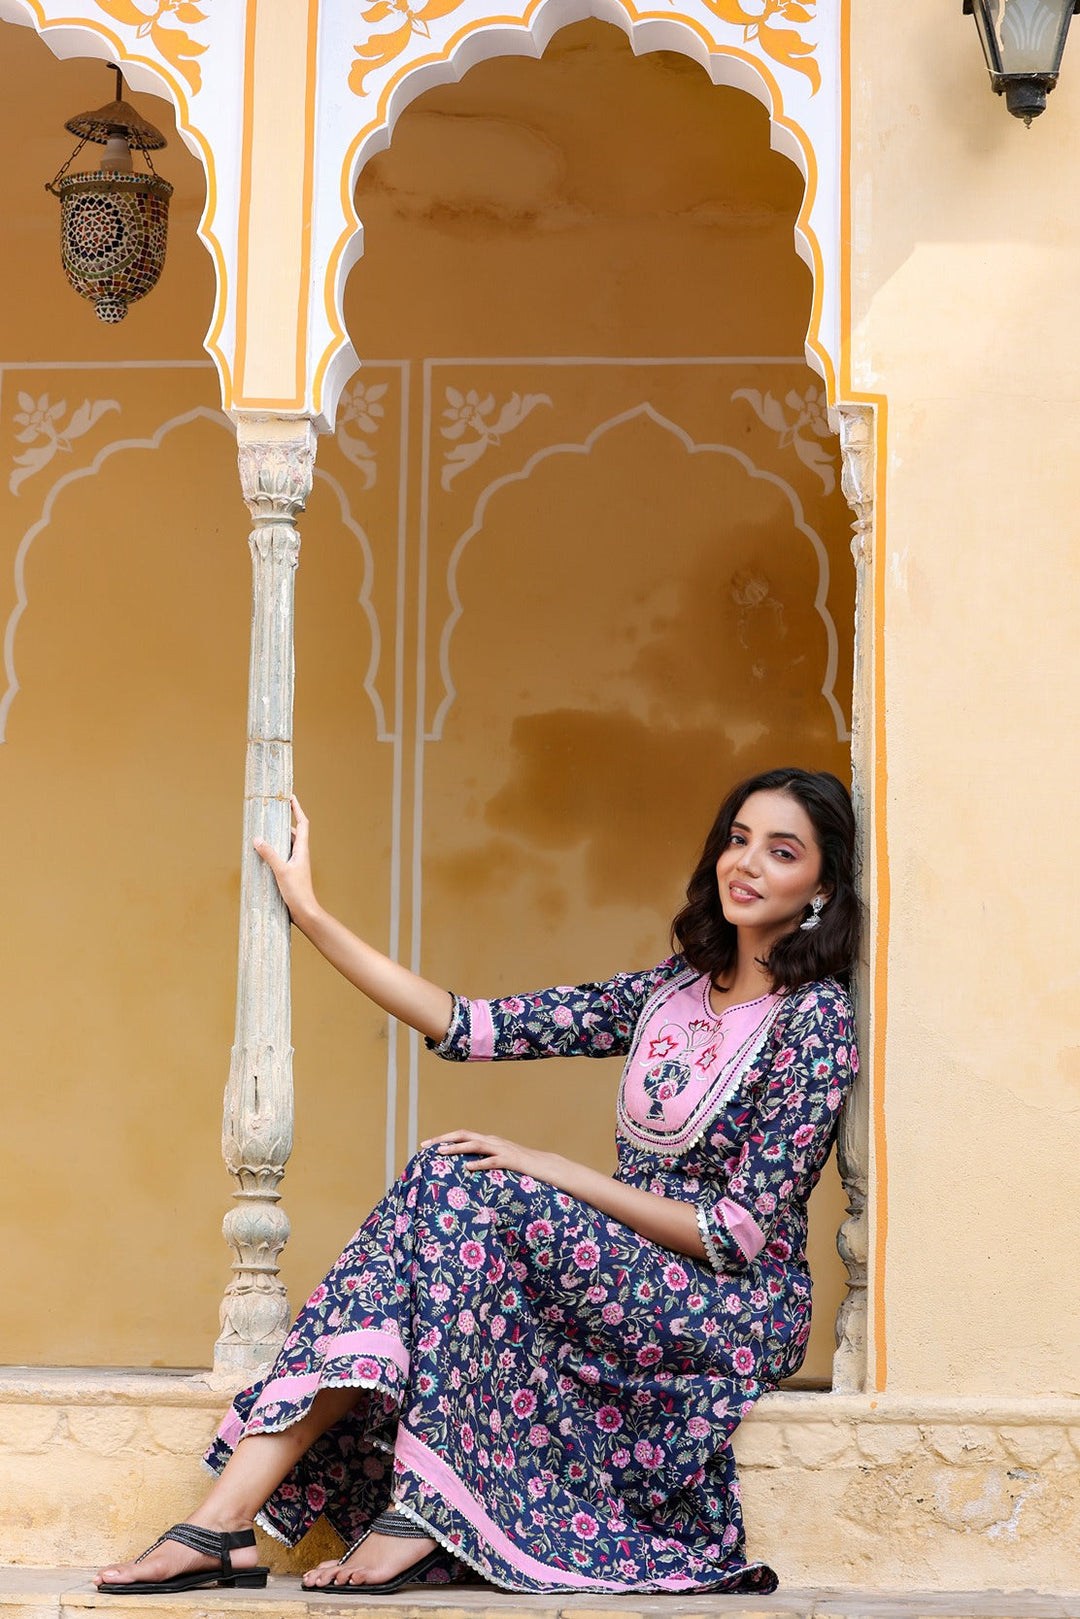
[671,767,860,992]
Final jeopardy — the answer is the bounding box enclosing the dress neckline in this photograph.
[701,976,780,1023]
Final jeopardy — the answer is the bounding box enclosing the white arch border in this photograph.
[0,408,386,743]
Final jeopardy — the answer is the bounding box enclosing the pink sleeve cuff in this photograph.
[465,999,495,1060]
[717,1197,767,1263]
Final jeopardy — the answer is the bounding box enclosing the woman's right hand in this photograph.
[254,794,319,926]
[253,794,453,1041]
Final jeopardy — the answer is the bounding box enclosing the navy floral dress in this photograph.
[205,955,857,1593]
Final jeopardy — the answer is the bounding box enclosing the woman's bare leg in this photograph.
[95,1386,363,1586]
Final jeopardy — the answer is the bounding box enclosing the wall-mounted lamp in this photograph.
[46,66,173,322]
[964,0,1080,123]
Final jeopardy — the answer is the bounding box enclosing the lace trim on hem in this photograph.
[205,1371,401,1552]
[427,994,467,1058]
[696,1203,727,1272]
[253,1509,294,1547]
[390,1497,506,1590]
[210,1373,398,1449]
[392,1478,769,1594]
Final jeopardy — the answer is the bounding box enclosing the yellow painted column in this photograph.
[233,0,319,411]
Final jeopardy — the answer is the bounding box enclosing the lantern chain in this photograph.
[45,136,90,196]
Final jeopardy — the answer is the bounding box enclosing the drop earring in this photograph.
[800,895,824,932]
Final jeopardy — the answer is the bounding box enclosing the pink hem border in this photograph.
[395,1427,696,1592]
[214,1327,411,1449]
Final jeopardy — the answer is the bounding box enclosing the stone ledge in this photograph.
[2,1372,1078,1474]
[3,1370,1078,1426]
[3,1374,1080,1589]
[0,1571,1078,1619]
[0,1369,228,1409]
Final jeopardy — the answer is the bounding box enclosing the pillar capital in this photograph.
[838,402,876,567]
[235,415,318,524]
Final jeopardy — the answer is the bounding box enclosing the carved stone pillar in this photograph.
[839,403,875,568]
[832,400,876,1393]
[213,416,317,1381]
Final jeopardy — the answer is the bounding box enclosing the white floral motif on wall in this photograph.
[337,379,388,489]
[440,387,552,492]
[10,393,121,496]
[731,383,836,494]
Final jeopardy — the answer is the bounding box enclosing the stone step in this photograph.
[1,1572,1078,1619]
[6,1373,1080,1591]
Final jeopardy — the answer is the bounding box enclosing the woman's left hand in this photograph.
[421,1130,707,1263]
[420,1130,564,1185]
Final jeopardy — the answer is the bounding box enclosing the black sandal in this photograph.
[97,1523,270,1594]
[303,1509,455,1595]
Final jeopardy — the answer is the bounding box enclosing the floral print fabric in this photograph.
[205,956,856,1593]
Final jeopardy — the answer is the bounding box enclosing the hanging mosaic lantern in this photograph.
[46,68,173,324]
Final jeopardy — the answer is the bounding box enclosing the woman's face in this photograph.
[714,789,826,941]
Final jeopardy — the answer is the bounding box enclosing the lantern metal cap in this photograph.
[963,0,1080,122]
[63,97,167,151]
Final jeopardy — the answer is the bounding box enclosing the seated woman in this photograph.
[96,765,860,1597]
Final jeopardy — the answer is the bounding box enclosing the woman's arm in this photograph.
[421,1130,707,1263]
[255,797,453,1044]
[697,983,856,1272]
[429,962,684,1064]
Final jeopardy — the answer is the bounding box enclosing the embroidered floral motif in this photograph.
[641,1059,690,1119]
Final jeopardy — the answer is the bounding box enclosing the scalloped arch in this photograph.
[0,0,233,401]
[314,0,840,430]
[1,0,843,430]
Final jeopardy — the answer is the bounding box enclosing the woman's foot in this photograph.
[302,1524,439,1589]
[94,1513,259,1588]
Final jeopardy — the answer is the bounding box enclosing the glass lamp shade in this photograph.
[964,0,1080,119]
[46,77,171,321]
[52,170,173,323]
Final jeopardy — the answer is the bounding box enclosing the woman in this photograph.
[96,766,859,1597]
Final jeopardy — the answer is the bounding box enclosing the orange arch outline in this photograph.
[312,2,834,418]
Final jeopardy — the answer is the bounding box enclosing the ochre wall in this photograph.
[850,2,1080,1398]
[0,23,855,1379]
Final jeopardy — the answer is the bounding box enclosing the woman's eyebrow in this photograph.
[732,820,805,848]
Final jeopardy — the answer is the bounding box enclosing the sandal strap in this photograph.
[368,1509,432,1541]
[136,1523,256,1580]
